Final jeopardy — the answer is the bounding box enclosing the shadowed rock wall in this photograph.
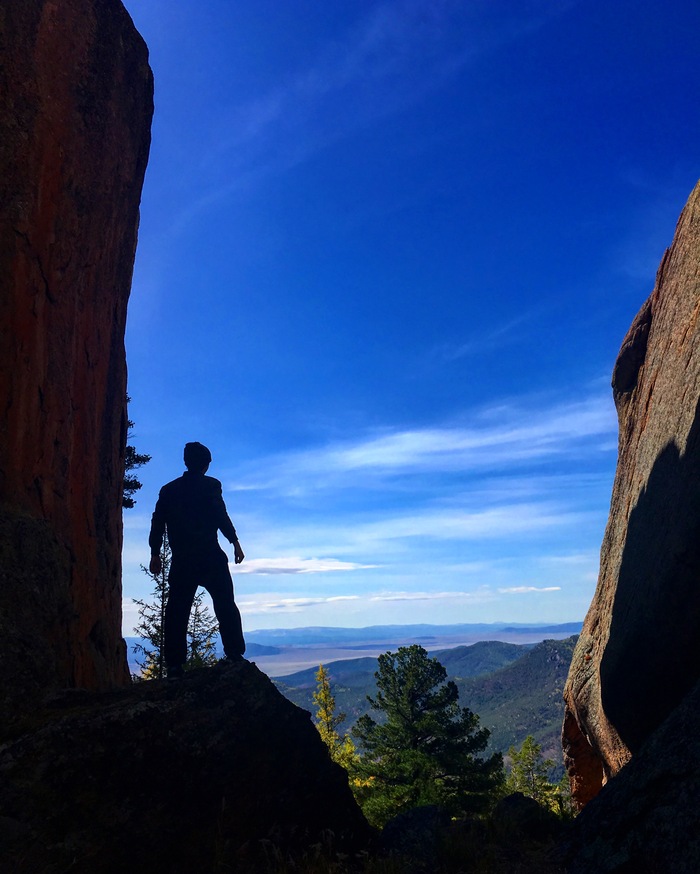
[562,180,700,806]
[0,0,153,719]
[562,675,700,873]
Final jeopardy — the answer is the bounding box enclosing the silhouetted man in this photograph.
[149,441,245,678]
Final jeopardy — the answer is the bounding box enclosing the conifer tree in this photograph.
[313,664,357,771]
[122,395,151,509]
[352,644,503,826]
[186,590,219,669]
[132,535,170,680]
[506,735,573,815]
[132,534,220,678]
[506,735,554,805]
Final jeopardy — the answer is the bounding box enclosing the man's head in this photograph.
[184,441,212,472]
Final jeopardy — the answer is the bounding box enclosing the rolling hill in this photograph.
[456,636,577,766]
[275,636,576,771]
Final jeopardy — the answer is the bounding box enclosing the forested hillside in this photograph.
[457,637,577,767]
[276,636,577,770]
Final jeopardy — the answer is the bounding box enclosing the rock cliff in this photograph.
[0,0,153,719]
[562,179,700,806]
[0,9,374,867]
[562,675,700,872]
[0,660,372,873]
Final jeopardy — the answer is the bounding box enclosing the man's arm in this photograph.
[148,491,166,575]
[213,481,245,564]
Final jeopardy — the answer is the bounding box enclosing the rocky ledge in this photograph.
[0,659,372,873]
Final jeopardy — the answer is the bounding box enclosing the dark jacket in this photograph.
[149,471,238,558]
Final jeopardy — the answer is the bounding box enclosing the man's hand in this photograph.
[234,541,245,564]
[149,554,162,576]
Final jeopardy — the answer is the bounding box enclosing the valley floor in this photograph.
[254,629,577,677]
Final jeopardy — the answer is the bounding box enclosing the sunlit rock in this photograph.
[563,179,700,805]
[0,0,153,722]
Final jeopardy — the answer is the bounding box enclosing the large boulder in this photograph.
[562,179,700,806]
[0,0,153,721]
[561,675,700,873]
[0,660,372,873]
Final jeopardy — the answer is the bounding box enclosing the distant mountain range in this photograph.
[123,637,281,674]
[246,621,582,647]
[125,620,581,679]
[275,635,578,773]
[124,622,579,769]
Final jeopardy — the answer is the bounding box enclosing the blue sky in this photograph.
[120,0,700,634]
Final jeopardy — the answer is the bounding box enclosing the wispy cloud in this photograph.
[172,0,577,230]
[438,316,530,361]
[613,171,698,283]
[234,557,376,575]
[237,587,499,615]
[226,393,616,494]
[498,586,561,594]
[238,594,360,615]
[122,384,611,632]
[538,551,599,567]
[347,503,587,546]
[122,598,141,635]
[321,401,610,472]
[239,500,595,563]
[369,588,495,603]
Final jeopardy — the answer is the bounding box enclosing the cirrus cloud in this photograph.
[498,586,562,594]
[225,393,616,495]
[234,556,377,575]
[238,594,360,614]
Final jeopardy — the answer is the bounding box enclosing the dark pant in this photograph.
[164,548,245,668]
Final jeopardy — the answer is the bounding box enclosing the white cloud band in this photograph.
[233,557,376,575]
[498,586,562,594]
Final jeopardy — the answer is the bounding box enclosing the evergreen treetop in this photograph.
[352,644,503,826]
[123,395,151,509]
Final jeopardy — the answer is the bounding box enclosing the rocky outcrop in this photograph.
[561,675,700,873]
[0,660,372,873]
[562,179,700,806]
[0,0,153,718]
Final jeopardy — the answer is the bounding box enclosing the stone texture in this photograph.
[561,676,700,873]
[0,0,153,720]
[0,660,372,874]
[380,805,451,873]
[562,179,700,806]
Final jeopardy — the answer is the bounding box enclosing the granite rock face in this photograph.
[0,0,153,719]
[562,180,700,806]
[0,660,372,873]
[561,676,700,873]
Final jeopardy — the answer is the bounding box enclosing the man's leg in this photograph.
[203,551,245,657]
[164,559,198,673]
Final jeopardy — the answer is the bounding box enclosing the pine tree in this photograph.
[132,535,170,680]
[313,665,357,771]
[123,395,151,509]
[506,735,554,805]
[132,534,220,678]
[506,735,573,815]
[352,644,504,826]
[186,590,219,669]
